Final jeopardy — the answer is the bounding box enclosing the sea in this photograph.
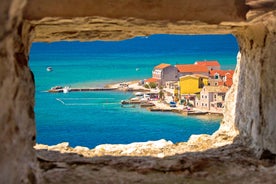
[29,34,239,148]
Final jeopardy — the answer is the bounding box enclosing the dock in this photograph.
[48,87,118,93]
[181,110,208,116]
[149,108,173,112]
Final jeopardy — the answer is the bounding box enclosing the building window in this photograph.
[202,95,204,99]
[202,103,204,106]
[214,94,216,98]
[205,95,207,99]
[205,103,207,107]
[215,82,218,86]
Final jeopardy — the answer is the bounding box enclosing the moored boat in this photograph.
[46,67,53,72]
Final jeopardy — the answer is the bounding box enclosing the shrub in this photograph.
[148,82,157,89]
[144,84,149,88]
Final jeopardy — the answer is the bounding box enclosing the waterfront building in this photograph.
[148,63,178,86]
[194,60,221,71]
[208,70,234,87]
[176,64,209,77]
[195,85,229,113]
[178,74,208,95]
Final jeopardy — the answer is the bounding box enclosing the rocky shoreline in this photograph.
[35,131,233,158]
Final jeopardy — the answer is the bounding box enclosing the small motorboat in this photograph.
[134,92,144,97]
[46,67,53,72]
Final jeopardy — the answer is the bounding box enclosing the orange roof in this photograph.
[195,60,220,67]
[180,74,208,79]
[225,80,233,87]
[145,78,159,83]
[193,74,209,78]
[176,64,209,73]
[210,70,234,77]
[225,72,234,79]
[154,63,171,69]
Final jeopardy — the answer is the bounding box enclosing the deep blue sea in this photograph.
[30,34,239,148]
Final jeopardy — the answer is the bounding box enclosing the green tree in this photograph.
[159,89,164,100]
[149,82,157,89]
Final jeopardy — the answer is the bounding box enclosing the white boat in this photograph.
[135,92,144,96]
[63,86,71,93]
[46,67,53,72]
[130,97,140,101]
[140,98,148,102]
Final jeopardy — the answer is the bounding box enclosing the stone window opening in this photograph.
[2,1,276,183]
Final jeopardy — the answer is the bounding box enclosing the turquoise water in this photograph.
[30,34,239,148]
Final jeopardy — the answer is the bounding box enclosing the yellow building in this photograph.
[178,75,208,95]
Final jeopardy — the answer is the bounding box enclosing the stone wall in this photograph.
[24,0,248,23]
[0,0,275,183]
[234,13,276,157]
[0,0,38,183]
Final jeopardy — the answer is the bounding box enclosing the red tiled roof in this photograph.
[193,74,209,78]
[225,80,233,87]
[195,60,220,67]
[218,81,225,86]
[210,70,234,77]
[154,63,171,69]
[145,78,159,83]
[176,64,209,73]
[180,74,209,80]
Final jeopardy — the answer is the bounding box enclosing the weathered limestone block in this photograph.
[0,0,38,183]
[24,0,248,23]
[234,12,276,157]
[217,52,241,139]
[246,0,276,20]
[22,0,250,42]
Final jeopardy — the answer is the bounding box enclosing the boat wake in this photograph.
[56,98,118,106]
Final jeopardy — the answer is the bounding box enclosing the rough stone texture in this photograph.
[24,0,249,23]
[0,0,276,183]
[35,142,276,184]
[35,135,234,158]
[0,0,38,183]
[246,0,276,20]
[234,12,276,157]
[27,17,246,42]
[217,52,241,139]
[22,0,250,42]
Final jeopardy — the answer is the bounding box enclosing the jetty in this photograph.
[48,87,118,93]
[181,110,208,116]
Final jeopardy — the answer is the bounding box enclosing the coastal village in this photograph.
[118,60,234,115]
[49,60,234,115]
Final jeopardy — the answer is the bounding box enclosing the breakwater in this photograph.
[48,87,118,93]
